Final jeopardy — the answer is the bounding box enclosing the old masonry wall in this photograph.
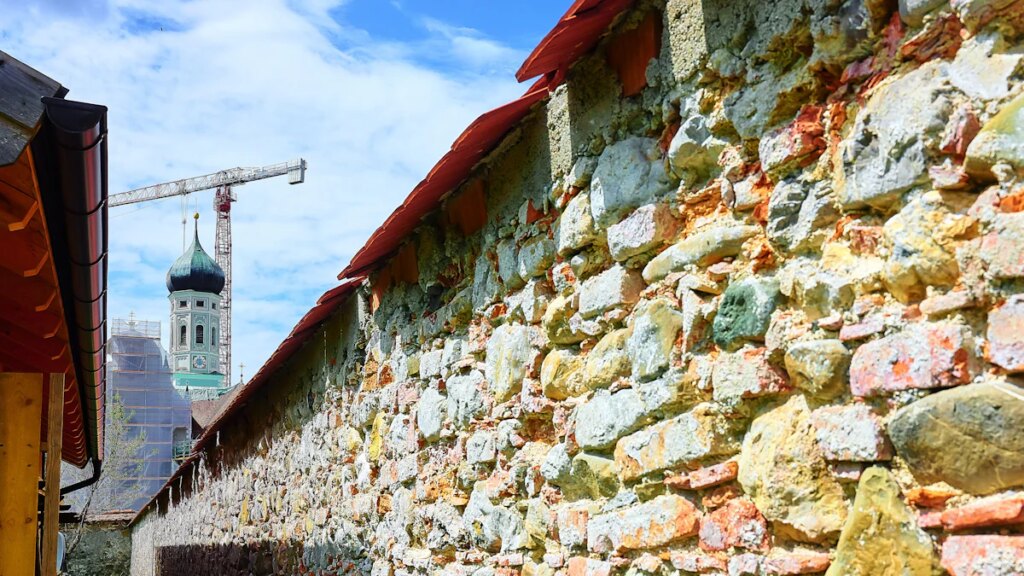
[132,0,1024,574]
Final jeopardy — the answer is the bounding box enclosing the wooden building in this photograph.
[0,50,109,575]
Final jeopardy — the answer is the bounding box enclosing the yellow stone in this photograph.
[541,348,587,399]
[826,467,940,575]
[368,412,385,461]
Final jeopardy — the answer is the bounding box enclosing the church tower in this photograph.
[167,214,226,400]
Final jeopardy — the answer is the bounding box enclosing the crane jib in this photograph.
[106,158,306,388]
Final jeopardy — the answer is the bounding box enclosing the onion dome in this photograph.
[166,214,225,294]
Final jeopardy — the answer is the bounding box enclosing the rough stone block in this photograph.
[888,380,1024,494]
[810,405,892,462]
[723,63,819,140]
[486,324,537,403]
[417,387,446,442]
[497,238,522,288]
[607,203,679,261]
[627,298,683,381]
[881,194,969,303]
[699,498,769,552]
[590,137,672,228]
[826,467,939,575]
[505,280,553,325]
[447,371,487,428]
[849,323,975,397]
[643,224,759,283]
[839,64,952,210]
[712,347,791,405]
[583,328,632,390]
[784,339,851,400]
[667,99,726,185]
[615,403,741,481]
[587,494,700,552]
[940,535,1024,576]
[556,193,599,256]
[463,488,528,552]
[738,395,848,541]
[541,348,588,400]
[966,91,1024,177]
[467,431,497,465]
[712,278,781,351]
[543,294,584,345]
[420,350,444,379]
[574,389,647,450]
[577,265,644,319]
[517,236,555,281]
[767,178,839,255]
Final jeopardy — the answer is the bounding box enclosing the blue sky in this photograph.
[0,0,568,384]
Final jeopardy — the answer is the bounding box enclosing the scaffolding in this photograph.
[106,317,192,511]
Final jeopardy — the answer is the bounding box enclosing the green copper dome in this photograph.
[166,216,225,294]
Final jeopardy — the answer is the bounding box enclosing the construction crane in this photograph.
[109,158,307,388]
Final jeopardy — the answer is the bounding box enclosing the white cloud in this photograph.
[1,0,529,382]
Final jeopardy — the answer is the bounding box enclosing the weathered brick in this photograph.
[988,295,1024,373]
[849,323,975,397]
[763,551,831,575]
[587,494,700,552]
[615,404,741,481]
[810,404,892,462]
[566,557,612,576]
[920,290,975,318]
[838,316,885,342]
[666,460,739,491]
[940,494,1024,531]
[941,535,1024,576]
[699,498,769,552]
[625,555,658,575]
[577,265,645,319]
[556,504,594,549]
[670,551,728,573]
[980,213,1024,279]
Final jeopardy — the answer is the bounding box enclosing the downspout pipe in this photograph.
[60,460,101,496]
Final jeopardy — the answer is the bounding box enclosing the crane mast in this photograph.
[110,159,307,389]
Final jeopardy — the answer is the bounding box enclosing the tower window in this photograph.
[179,325,187,346]
[196,324,204,345]
[212,303,217,309]
[196,300,205,308]
[179,300,188,308]
[212,327,217,346]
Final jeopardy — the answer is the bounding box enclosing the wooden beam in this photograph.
[41,373,64,576]
[0,372,44,576]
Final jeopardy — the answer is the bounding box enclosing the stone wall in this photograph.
[66,520,132,576]
[132,0,1024,574]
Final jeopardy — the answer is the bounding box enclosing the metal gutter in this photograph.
[31,97,109,467]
